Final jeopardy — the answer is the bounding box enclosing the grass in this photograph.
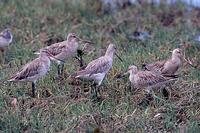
[0,0,200,132]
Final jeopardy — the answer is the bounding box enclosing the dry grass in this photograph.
[0,0,200,132]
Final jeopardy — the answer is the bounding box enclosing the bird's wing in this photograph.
[144,60,166,72]
[136,71,168,87]
[45,42,66,56]
[75,56,111,77]
[161,59,180,75]
[8,58,43,81]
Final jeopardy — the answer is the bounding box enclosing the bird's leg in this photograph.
[76,49,84,67]
[162,87,169,99]
[32,82,36,98]
[96,85,101,98]
[125,82,131,95]
[79,54,83,67]
[60,63,64,75]
[0,48,4,64]
[93,83,98,98]
[138,87,154,107]
[57,64,61,76]
[75,55,83,67]
[91,82,101,100]
[2,49,6,64]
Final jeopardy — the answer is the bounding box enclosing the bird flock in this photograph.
[0,28,185,101]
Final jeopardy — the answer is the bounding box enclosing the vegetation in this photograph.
[0,0,199,132]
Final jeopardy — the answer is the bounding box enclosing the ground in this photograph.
[0,0,200,132]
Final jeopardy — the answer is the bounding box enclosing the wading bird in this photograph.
[142,48,183,76]
[127,65,177,94]
[8,49,63,97]
[36,33,92,76]
[0,29,13,62]
[72,43,123,99]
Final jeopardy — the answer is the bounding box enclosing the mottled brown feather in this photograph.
[9,58,45,81]
[145,60,166,72]
[75,56,111,77]
[136,71,168,87]
[44,41,66,56]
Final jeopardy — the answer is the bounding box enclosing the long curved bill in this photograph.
[115,53,123,62]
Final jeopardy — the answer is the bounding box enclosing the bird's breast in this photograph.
[0,37,10,47]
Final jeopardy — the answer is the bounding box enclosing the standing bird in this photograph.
[0,29,13,62]
[72,44,123,98]
[8,49,62,97]
[127,65,177,94]
[36,33,91,76]
[142,48,183,76]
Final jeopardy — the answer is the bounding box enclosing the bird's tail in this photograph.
[7,74,18,82]
[70,70,88,78]
[34,51,40,55]
[7,77,16,82]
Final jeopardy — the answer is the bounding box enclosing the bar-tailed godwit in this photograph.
[36,33,92,75]
[72,43,122,98]
[8,49,62,97]
[127,65,177,93]
[0,29,13,62]
[143,48,183,76]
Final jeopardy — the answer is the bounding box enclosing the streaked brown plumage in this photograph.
[74,44,116,86]
[8,49,53,97]
[143,48,182,75]
[36,33,82,75]
[41,33,80,61]
[0,29,13,63]
[128,65,177,93]
[72,43,121,98]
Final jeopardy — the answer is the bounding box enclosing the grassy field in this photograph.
[0,0,200,132]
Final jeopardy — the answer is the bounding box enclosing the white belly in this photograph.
[26,62,50,82]
[78,73,106,86]
[0,37,9,48]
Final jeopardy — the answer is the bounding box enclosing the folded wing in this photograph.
[8,59,43,81]
[74,57,111,77]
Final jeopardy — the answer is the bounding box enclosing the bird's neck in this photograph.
[130,70,137,76]
[68,41,79,51]
[129,71,136,81]
[8,34,13,43]
[39,53,50,60]
[105,50,114,59]
[39,54,51,65]
[171,55,181,62]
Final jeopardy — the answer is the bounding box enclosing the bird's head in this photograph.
[172,48,183,58]
[128,65,138,74]
[106,43,123,62]
[67,33,80,43]
[0,29,13,43]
